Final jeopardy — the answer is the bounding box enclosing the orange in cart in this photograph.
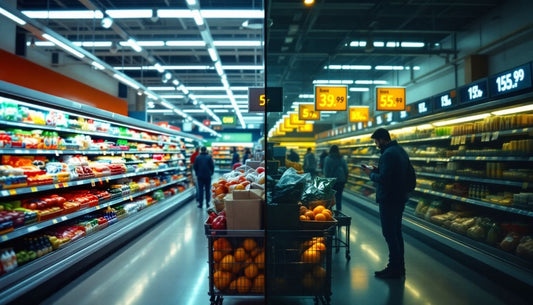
[234,247,249,262]
[220,254,236,272]
[214,270,232,291]
[313,205,325,216]
[254,251,265,269]
[213,238,232,251]
[244,263,259,279]
[302,248,321,263]
[242,238,257,252]
[236,276,251,294]
[252,274,265,293]
[315,213,326,221]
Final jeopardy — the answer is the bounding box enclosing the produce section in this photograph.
[211,143,253,172]
[0,81,199,303]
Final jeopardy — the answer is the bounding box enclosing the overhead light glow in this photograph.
[172,79,180,86]
[154,63,165,73]
[223,65,264,70]
[137,41,165,47]
[214,41,262,47]
[1,7,27,25]
[106,9,153,19]
[166,40,206,46]
[386,42,399,48]
[191,10,204,26]
[401,42,425,48]
[349,88,369,92]
[325,65,372,70]
[42,34,85,59]
[91,61,105,70]
[126,38,142,52]
[355,80,387,85]
[207,47,218,62]
[22,10,103,19]
[186,0,197,5]
[200,10,263,19]
[160,101,174,109]
[298,94,314,98]
[433,113,491,126]
[375,66,405,70]
[113,73,140,90]
[491,104,533,115]
[101,16,113,28]
[74,41,112,47]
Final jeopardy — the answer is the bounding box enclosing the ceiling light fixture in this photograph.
[349,88,369,92]
[105,9,153,19]
[101,16,113,28]
[154,63,165,73]
[91,61,105,70]
[126,38,142,52]
[207,47,218,62]
[165,40,206,46]
[42,34,85,59]
[242,19,263,29]
[433,113,490,126]
[191,9,204,26]
[0,7,26,25]
[113,73,140,90]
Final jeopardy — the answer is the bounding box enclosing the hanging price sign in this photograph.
[349,106,370,122]
[299,103,321,120]
[376,87,406,111]
[315,86,347,111]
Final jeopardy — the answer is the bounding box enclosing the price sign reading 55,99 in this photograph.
[299,103,321,120]
[376,87,406,111]
[315,86,347,111]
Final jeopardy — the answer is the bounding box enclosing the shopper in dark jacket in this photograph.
[287,149,300,163]
[242,148,252,165]
[363,128,411,279]
[324,145,348,211]
[319,151,328,174]
[303,148,317,178]
[231,147,240,166]
[193,146,214,208]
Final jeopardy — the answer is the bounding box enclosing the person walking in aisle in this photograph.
[242,148,252,165]
[319,150,328,175]
[303,147,317,178]
[362,128,413,279]
[190,147,200,204]
[324,145,348,211]
[231,147,240,167]
[193,146,214,208]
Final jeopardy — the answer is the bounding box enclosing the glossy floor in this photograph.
[42,199,528,305]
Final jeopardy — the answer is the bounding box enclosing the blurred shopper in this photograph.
[190,147,200,203]
[324,145,348,211]
[362,127,413,279]
[319,150,328,174]
[287,149,300,163]
[231,147,240,166]
[242,148,252,165]
[303,147,317,178]
[193,147,214,208]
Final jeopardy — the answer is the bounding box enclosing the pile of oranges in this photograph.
[300,237,328,290]
[299,205,333,222]
[212,237,265,294]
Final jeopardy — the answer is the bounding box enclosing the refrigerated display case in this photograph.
[211,143,253,172]
[316,63,533,289]
[0,80,199,304]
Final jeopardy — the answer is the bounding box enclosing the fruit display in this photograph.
[210,237,264,294]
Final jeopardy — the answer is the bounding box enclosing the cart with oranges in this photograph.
[267,226,335,305]
[205,225,265,305]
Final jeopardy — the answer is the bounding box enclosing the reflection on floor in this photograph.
[41,198,528,305]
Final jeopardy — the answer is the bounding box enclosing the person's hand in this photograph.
[362,167,372,176]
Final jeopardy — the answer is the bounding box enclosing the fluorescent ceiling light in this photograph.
[33,41,54,47]
[91,61,105,70]
[201,10,263,19]
[113,73,140,90]
[191,10,204,26]
[154,63,165,73]
[147,86,174,91]
[137,41,165,47]
[375,66,404,70]
[1,8,27,25]
[373,41,384,47]
[284,37,294,44]
[101,16,113,28]
[491,104,533,115]
[413,66,421,70]
[214,41,262,47]
[213,109,230,113]
[160,101,174,109]
[401,42,425,48]
[147,109,173,113]
[214,62,224,76]
[183,109,205,113]
[145,92,158,100]
[433,113,490,126]
[172,79,180,86]
[166,40,206,46]
[42,34,85,59]
[159,94,185,99]
[186,0,197,5]
[312,80,352,84]
[349,41,366,47]
[325,65,372,70]
[22,10,103,19]
[106,9,153,19]
[387,42,399,48]
[298,94,314,98]
[223,65,264,70]
[164,65,211,70]
[157,10,191,18]
[355,80,387,85]
[349,88,369,92]
[73,41,112,47]
[126,38,142,52]
[207,47,218,62]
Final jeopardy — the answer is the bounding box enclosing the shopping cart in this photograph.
[267,226,335,305]
[333,210,352,260]
[204,225,265,305]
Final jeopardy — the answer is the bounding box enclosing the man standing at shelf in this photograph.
[303,147,317,178]
[190,147,200,204]
[193,146,214,208]
[362,128,415,279]
[231,147,240,167]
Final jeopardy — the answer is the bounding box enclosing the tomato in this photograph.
[256,167,265,174]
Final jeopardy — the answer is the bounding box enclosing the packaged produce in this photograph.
[486,223,503,245]
[300,177,336,209]
[500,232,521,252]
[272,167,309,204]
[516,236,533,260]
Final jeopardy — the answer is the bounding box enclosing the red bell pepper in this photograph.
[211,215,226,230]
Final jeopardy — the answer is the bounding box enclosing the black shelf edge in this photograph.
[417,171,531,188]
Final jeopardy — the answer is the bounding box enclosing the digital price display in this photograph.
[433,89,457,112]
[315,86,347,111]
[460,79,488,105]
[298,103,321,120]
[411,99,432,118]
[376,87,406,111]
[489,63,532,97]
[349,106,369,122]
[290,113,305,125]
[221,115,236,126]
[248,87,283,112]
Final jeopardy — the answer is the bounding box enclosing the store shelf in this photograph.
[0,167,183,198]
[417,172,532,189]
[350,155,380,160]
[0,148,183,156]
[414,187,533,217]
[451,127,533,140]
[0,177,188,244]
[450,156,533,162]
[348,173,371,181]
[398,135,452,144]
[346,180,375,190]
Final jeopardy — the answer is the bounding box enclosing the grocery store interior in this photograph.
[0,0,532,305]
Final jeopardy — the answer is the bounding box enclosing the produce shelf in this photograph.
[417,172,532,189]
[398,135,452,144]
[450,156,533,162]
[0,148,183,156]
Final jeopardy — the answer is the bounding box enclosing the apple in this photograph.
[256,167,265,174]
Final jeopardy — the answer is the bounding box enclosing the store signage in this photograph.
[289,112,305,125]
[248,87,283,112]
[203,119,211,127]
[349,106,369,122]
[219,133,252,142]
[489,63,532,97]
[284,117,295,129]
[376,87,406,111]
[298,123,314,132]
[433,89,458,112]
[221,115,236,126]
[281,120,293,132]
[460,78,488,105]
[410,99,432,118]
[183,121,193,132]
[299,103,321,120]
[314,86,347,111]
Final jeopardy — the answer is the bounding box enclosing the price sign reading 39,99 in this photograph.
[376,87,406,111]
[315,86,347,111]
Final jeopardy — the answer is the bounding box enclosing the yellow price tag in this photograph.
[31,187,37,192]
[95,205,100,209]
[299,103,321,120]
[9,189,17,195]
[91,180,95,187]
[1,235,7,241]
[349,106,369,122]
[53,219,58,224]
[376,87,406,111]
[55,184,60,189]
[315,86,347,111]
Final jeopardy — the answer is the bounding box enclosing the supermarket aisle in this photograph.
[41,196,529,305]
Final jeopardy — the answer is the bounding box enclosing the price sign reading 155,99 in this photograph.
[489,63,532,97]
[315,86,347,111]
[376,87,406,111]
[299,103,321,120]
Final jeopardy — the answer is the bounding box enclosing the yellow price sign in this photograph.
[349,106,370,122]
[298,123,314,132]
[376,87,406,111]
[289,113,305,125]
[298,103,321,120]
[315,86,347,111]
[284,117,295,129]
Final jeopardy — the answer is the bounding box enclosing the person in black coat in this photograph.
[362,128,412,279]
[193,146,214,208]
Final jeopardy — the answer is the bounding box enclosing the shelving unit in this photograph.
[0,80,199,301]
[211,143,253,172]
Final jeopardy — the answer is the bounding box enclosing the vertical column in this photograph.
[0,0,17,53]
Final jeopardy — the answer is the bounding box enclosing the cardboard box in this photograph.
[225,189,263,230]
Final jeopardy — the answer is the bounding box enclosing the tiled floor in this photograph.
[41,198,529,305]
